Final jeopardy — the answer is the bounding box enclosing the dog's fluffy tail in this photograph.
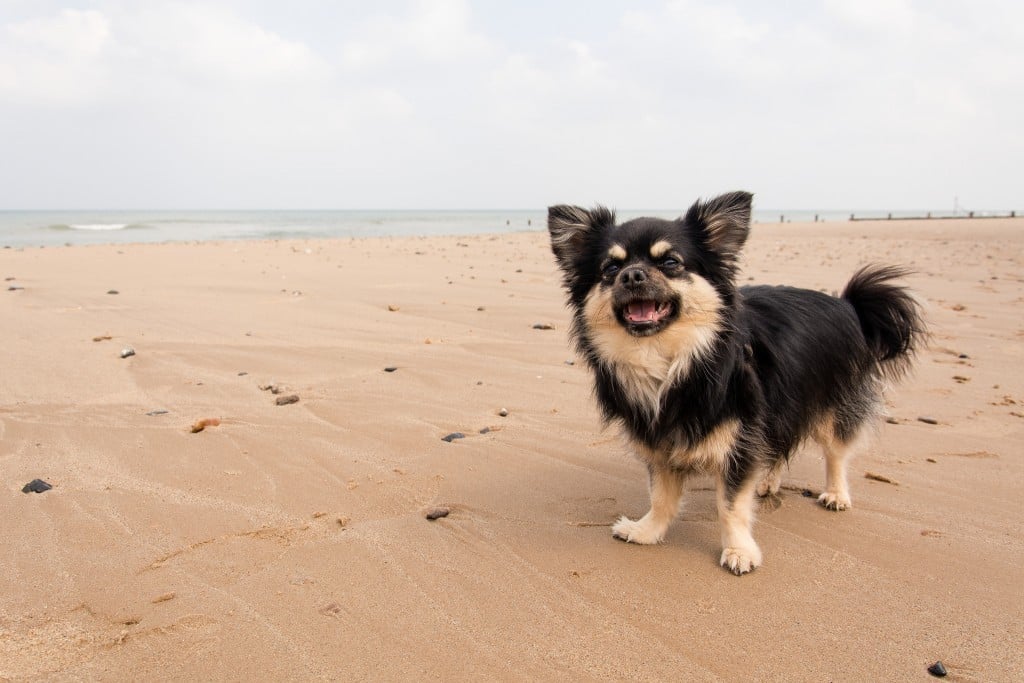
[842,264,926,381]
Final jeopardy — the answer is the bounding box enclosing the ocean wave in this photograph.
[48,222,150,232]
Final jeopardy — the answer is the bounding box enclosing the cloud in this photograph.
[341,0,493,70]
[0,9,111,104]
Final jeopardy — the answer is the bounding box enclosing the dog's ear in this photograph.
[686,191,753,262]
[547,204,614,269]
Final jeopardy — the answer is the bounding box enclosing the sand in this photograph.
[1,218,1022,681]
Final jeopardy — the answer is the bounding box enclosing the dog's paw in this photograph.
[756,470,781,498]
[719,542,762,575]
[611,515,664,545]
[818,491,852,511]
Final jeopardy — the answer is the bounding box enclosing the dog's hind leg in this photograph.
[612,463,686,545]
[817,414,872,511]
[717,472,762,575]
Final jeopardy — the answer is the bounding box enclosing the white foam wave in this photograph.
[69,223,130,231]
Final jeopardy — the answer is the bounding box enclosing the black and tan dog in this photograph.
[548,191,924,574]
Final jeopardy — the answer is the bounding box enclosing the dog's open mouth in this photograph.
[618,299,675,335]
[625,300,672,324]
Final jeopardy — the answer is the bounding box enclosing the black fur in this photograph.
[548,191,925,574]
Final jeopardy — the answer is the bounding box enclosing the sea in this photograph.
[0,208,966,249]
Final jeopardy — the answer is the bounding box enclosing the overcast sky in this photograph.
[1,1,1021,211]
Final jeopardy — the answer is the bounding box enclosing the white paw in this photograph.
[719,542,763,575]
[611,515,665,545]
[818,491,852,511]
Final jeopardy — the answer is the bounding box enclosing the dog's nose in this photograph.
[619,266,647,286]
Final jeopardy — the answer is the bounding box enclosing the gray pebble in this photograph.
[22,479,52,494]
[532,323,555,330]
[275,394,300,406]
[441,432,465,442]
[120,347,136,359]
[917,416,939,425]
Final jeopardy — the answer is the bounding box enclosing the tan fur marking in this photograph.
[668,419,740,473]
[649,240,673,259]
[608,244,627,261]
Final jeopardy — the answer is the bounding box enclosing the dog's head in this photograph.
[548,191,753,342]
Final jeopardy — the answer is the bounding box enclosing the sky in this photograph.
[1,0,1021,211]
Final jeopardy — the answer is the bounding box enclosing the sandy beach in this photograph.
[2,218,1022,681]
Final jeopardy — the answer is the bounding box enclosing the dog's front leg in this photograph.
[716,469,762,575]
[612,463,686,545]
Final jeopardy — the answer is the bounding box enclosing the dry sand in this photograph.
[1,218,1022,681]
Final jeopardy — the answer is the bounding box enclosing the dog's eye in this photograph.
[603,262,621,277]
[660,257,682,269]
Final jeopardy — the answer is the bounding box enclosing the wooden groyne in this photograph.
[848,211,1018,221]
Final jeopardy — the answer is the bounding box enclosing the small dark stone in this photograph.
[384,366,398,373]
[479,427,491,434]
[958,353,969,359]
[425,507,450,520]
[801,489,814,498]
[275,394,300,406]
[927,661,947,677]
[238,371,248,376]
[107,289,119,295]
[8,285,24,291]
[532,323,555,330]
[22,479,52,494]
[441,432,465,442]
[917,416,939,425]
[146,410,169,416]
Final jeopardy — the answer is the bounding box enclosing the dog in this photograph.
[547,191,925,574]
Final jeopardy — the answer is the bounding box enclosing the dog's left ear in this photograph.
[548,204,614,269]
[686,191,753,262]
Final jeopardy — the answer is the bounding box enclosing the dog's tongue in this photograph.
[626,300,659,323]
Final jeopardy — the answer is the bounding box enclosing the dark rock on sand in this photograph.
[22,479,53,494]
[441,432,465,442]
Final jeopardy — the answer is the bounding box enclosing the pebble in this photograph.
[479,427,491,434]
[927,661,947,677]
[917,416,939,425]
[107,289,119,295]
[958,353,970,359]
[441,432,465,442]
[120,347,136,359]
[387,304,400,312]
[885,416,900,424]
[22,479,52,494]
[532,323,555,330]
[191,418,221,433]
[275,394,300,406]
[384,366,398,372]
[146,410,169,416]
[498,408,509,417]
[425,507,450,520]
[8,285,24,291]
